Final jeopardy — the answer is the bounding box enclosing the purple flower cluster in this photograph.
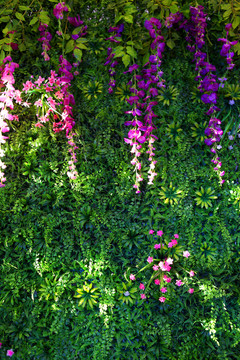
[38,23,52,61]
[69,14,87,40]
[53,2,68,20]
[104,24,124,94]
[218,23,237,70]
[124,18,166,192]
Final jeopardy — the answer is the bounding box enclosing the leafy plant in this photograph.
[194,187,218,209]
[159,182,182,205]
[75,282,100,309]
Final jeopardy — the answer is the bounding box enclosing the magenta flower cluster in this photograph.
[130,230,195,302]
[0,342,14,357]
[38,23,52,61]
[104,24,124,94]
[124,18,166,193]
[53,2,68,20]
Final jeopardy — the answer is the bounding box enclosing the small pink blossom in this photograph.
[154,243,161,249]
[183,251,190,258]
[139,283,145,290]
[159,297,166,302]
[160,287,167,293]
[188,288,194,294]
[176,280,183,286]
[166,257,173,265]
[172,239,178,246]
[174,234,179,238]
[157,230,163,236]
[149,229,154,234]
[153,265,159,271]
[147,256,153,263]
[7,349,14,357]
[168,242,173,248]
[154,279,160,285]
[130,274,135,281]
[0,342,2,348]
[163,275,171,283]
[189,270,195,277]
[141,293,146,299]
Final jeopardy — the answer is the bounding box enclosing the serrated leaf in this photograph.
[73,48,82,61]
[122,54,131,67]
[65,40,74,53]
[126,46,137,58]
[166,39,175,49]
[15,12,25,21]
[124,14,133,23]
[29,17,38,26]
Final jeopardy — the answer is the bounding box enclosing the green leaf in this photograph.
[232,16,240,29]
[124,14,133,23]
[142,51,149,65]
[0,16,10,23]
[75,43,88,50]
[39,11,50,25]
[126,46,137,58]
[170,4,178,13]
[0,50,5,63]
[19,42,26,52]
[122,54,130,67]
[113,46,125,57]
[29,17,38,26]
[167,39,175,49]
[15,12,25,21]
[65,40,74,53]
[19,5,30,10]
[73,48,82,61]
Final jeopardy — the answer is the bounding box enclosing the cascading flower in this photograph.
[38,23,52,61]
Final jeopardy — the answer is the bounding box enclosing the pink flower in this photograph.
[163,275,171,283]
[176,280,183,286]
[166,257,173,265]
[188,288,194,294]
[141,293,146,299]
[139,283,145,290]
[189,271,195,277]
[183,251,190,258]
[168,242,173,248]
[157,230,163,236]
[154,243,161,249]
[7,349,14,357]
[174,234,179,238]
[160,287,167,293]
[149,229,154,234]
[154,279,160,285]
[171,239,178,246]
[147,256,153,263]
[153,265,159,271]
[159,297,166,302]
[0,342,2,348]
[130,274,135,281]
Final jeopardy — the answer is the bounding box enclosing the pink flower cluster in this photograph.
[38,23,52,61]
[0,342,14,356]
[53,2,68,20]
[130,231,195,302]
[0,56,21,187]
[124,18,166,193]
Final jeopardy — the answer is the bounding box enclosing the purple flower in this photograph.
[53,2,68,20]
[229,99,235,105]
[68,15,83,27]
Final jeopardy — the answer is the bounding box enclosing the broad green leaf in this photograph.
[19,5,30,10]
[29,17,38,26]
[167,39,175,49]
[39,11,50,25]
[124,14,133,23]
[0,50,5,63]
[232,16,240,29]
[3,44,12,51]
[65,40,74,53]
[73,26,84,35]
[113,46,125,57]
[73,48,82,61]
[170,4,179,13]
[126,46,137,58]
[75,43,88,50]
[0,16,10,23]
[19,42,26,51]
[142,51,150,65]
[15,12,25,21]
[122,54,130,67]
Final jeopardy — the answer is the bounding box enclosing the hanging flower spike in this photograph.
[53,2,68,19]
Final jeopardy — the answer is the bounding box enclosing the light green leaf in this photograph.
[167,39,175,49]
[39,11,50,25]
[73,48,82,61]
[0,50,5,63]
[19,5,30,10]
[232,16,240,29]
[124,14,133,23]
[29,17,38,26]
[0,16,10,23]
[75,43,88,50]
[170,4,179,13]
[15,12,25,21]
[65,40,74,53]
[126,46,137,58]
[19,42,26,51]
[122,54,130,67]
